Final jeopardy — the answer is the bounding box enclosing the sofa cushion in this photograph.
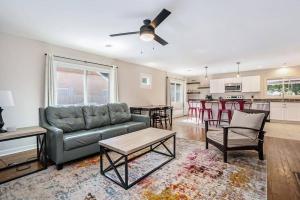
[46,106,85,133]
[99,124,128,140]
[63,129,101,150]
[122,121,147,133]
[82,105,110,129]
[230,110,265,140]
[107,103,131,125]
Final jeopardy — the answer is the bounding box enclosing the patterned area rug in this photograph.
[0,138,266,200]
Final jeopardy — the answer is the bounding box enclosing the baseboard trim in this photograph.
[0,144,36,156]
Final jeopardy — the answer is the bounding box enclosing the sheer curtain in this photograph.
[44,53,55,107]
[111,66,119,103]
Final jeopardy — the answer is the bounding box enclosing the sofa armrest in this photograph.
[43,124,64,164]
[131,114,150,127]
[39,107,64,164]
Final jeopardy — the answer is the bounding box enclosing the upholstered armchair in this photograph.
[205,109,270,162]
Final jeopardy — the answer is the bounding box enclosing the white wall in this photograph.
[0,32,167,155]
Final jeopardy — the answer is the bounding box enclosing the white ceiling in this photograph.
[1,0,300,76]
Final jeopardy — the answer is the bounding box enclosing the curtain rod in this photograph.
[44,53,115,68]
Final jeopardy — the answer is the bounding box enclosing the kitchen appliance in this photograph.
[225,83,242,92]
[225,95,243,99]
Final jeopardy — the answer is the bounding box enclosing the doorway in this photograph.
[167,77,186,117]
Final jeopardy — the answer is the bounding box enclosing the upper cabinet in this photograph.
[242,76,261,92]
[224,77,242,84]
[210,75,260,93]
[210,79,225,93]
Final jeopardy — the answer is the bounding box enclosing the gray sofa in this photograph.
[39,103,150,170]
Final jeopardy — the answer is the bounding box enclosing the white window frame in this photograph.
[266,76,300,98]
[53,60,114,106]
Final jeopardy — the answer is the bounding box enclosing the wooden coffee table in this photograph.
[99,127,176,189]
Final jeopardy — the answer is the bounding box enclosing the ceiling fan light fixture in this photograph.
[140,32,154,41]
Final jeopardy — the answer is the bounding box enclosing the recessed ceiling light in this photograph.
[105,44,112,48]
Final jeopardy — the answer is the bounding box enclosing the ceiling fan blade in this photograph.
[110,31,139,37]
[154,34,168,46]
[151,9,171,28]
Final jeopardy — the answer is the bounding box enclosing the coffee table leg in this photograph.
[173,135,176,158]
[100,146,103,175]
[124,155,128,189]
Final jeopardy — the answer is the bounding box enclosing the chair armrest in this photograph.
[222,126,260,132]
[131,114,150,127]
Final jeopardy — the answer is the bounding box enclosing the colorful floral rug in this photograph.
[0,138,266,200]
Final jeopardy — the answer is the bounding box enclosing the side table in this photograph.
[0,126,47,184]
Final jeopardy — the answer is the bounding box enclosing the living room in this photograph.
[0,1,299,200]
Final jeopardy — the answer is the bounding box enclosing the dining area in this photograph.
[187,98,253,125]
[130,105,173,129]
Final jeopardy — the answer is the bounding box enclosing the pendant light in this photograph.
[236,62,240,78]
[204,66,208,80]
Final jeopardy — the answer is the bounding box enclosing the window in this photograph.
[56,67,84,105]
[140,73,152,89]
[54,61,113,106]
[267,78,300,97]
[267,79,283,96]
[87,71,110,104]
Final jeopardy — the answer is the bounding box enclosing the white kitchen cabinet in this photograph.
[270,102,300,121]
[270,102,284,120]
[224,77,242,84]
[285,103,300,121]
[242,76,260,92]
[210,79,225,93]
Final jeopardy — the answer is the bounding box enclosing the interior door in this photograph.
[169,80,185,117]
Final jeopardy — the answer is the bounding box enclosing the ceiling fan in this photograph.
[109,9,171,46]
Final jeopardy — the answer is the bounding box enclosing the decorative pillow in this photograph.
[230,110,265,140]
[45,106,85,133]
[108,103,131,125]
[82,105,111,129]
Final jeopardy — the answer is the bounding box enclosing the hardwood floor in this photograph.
[172,117,300,200]
[1,117,300,200]
[265,137,300,200]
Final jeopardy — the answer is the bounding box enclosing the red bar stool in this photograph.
[234,100,245,111]
[233,100,252,111]
[217,100,233,125]
[198,100,213,124]
[188,100,198,120]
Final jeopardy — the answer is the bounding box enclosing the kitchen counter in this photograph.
[253,99,300,102]
[188,98,300,103]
